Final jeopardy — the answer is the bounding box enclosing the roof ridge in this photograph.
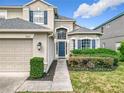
[23,0,57,8]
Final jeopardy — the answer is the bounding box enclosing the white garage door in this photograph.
[0,39,32,72]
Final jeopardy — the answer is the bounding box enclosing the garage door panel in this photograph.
[0,62,30,72]
[0,39,32,72]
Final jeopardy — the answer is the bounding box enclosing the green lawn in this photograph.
[70,62,124,93]
[18,62,124,93]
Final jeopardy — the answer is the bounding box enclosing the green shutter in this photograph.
[30,11,33,22]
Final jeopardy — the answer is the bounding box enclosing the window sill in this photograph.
[33,22,44,25]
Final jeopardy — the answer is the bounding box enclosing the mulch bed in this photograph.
[27,60,57,81]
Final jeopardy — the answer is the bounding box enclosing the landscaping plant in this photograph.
[71,48,118,58]
[30,57,44,79]
[69,48,118,70]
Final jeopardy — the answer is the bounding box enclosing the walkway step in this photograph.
[17,81,52,92]
[16,59,73,92]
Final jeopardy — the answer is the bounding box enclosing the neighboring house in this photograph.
[0,0,101,73]
[94,12,124,50]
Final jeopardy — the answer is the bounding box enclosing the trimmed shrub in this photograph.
[30,57,44,79]
[68,57,118,70]
[72,48,118,55]
[71,48,118,58]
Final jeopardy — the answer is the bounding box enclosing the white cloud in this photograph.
[74,0,124,18]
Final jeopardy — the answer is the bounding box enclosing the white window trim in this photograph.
[55,26,69,40]
[71,37,100,49]
[55,26,69,58]
[33,11,44,24]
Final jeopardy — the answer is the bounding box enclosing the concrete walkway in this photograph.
[17,59,73,92]
[51,59,73,92]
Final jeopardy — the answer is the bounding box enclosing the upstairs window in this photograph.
[30,11,47,25]
[56,28,67,39]
[0,10,7,19]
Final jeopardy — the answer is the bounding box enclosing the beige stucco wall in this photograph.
[33,33,48,63]
[0,8,23,19]
[33,33,55,72]
[7,8,23,19]
[55,21,74,32]
[24,0,55,30]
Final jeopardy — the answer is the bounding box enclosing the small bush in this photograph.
[30,57,44,79]
[68,57,118,70]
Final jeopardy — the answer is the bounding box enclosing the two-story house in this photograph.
[0,0,101,73]
[94,12,124,50]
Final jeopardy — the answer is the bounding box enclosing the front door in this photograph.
[59,42,65,58]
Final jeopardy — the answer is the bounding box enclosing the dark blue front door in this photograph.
[59,42,65,57]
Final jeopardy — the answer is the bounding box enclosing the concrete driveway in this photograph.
[0,72,28,93]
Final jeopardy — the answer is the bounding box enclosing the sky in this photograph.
[0,0,124,29]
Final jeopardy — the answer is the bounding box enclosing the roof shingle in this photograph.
[68,24,102,35]
[0,18,49,29]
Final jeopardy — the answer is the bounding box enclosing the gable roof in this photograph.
[68,24,102,35]
[23,0,57,8]
[94,12,124,30]
[0,18,51,32]
[0,0,57,9]
[55,15,75,22]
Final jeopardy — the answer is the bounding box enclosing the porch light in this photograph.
[37,42,42,51]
